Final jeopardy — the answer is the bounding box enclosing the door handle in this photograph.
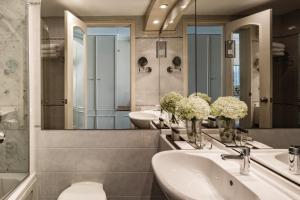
[260,97,268,103]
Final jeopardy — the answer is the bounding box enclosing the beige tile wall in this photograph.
[36,130,166,200]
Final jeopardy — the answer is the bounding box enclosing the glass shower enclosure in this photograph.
[0,0,29,198]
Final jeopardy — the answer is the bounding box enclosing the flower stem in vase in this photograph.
[218,118,235,143]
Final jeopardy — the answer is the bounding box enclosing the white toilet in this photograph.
[57,182,107,200]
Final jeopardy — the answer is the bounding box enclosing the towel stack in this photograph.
[272,42,285,57]
[41,43,62,58]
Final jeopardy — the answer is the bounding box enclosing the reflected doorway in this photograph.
[232,25,260,128]
[187,26,223,101]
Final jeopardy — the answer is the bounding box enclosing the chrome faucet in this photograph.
[221,147,250,175]
[288,145,300,175]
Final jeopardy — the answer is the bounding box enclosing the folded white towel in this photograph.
[42,53,60,58]
[272,47,285,52]
[273,52,285,56]
[41,49,60,54]
[272,42,285,48]
[41,43,61,50]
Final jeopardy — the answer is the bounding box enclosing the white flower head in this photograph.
[160,92,183,114]
[189,92,211,104]
[176,96,211,120]
[211,96,248,120]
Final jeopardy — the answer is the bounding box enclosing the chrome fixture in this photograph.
[288,145,300,175]
[156,41,167,58]
[221,147,250,175]
[0,131,5,144]
[167,56,182,73]
[138,57,152,73]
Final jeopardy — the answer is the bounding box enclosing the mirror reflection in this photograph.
[41,0,300,137]
[232,25,260,129]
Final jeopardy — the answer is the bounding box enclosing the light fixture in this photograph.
[153,20,160,24]
[159,4,168,9]
[169,20,174,24]
[288,25,296,31]
[181,4,187,9]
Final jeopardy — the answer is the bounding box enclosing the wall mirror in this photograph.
[41,0,300,144]
[41,4,137,129]
[156,1,300,149]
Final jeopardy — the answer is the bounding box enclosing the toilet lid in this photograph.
[58,182,107,200]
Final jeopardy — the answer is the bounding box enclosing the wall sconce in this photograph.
[167,56,182,73]
[138,57,152,73]
[156,41,167,58]
[225,40,236,58]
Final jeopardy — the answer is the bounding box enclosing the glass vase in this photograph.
[185,119,202,145]
[217,118,235,143]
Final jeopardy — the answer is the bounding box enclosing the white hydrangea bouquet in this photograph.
[211,96,248,143]
[176,96,210,144]
[211,96,248,120]
[189,92,212,104]
[176,96,210,120]
[160,92,183,124]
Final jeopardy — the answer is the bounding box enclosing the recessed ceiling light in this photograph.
[153,20,160,24]
[160,4,168,9]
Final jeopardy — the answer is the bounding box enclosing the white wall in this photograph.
[135,37,184,111]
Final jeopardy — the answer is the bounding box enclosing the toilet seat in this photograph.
[57,182,107,200]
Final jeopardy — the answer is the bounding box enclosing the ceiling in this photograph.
[184,0,300,15]
[184,0,273,15]
[42,0,300,17]
[41,0,151,17]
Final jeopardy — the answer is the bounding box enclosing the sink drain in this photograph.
[229,180,234,186]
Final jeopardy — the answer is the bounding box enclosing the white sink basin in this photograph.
[152,150,259,200]
[152,150,297,200]
[129,111,158,129]
[252,149,300,185]
[275,152,289,164]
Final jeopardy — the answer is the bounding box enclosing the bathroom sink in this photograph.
[129,111,158,129]
[152,150,260,200]
[252,149,300,185]
[275,152,289,164]
[152,150,298,200]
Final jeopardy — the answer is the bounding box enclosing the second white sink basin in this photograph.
[129,111,158,129]
[152,150,297,200]
[252,149,300,185]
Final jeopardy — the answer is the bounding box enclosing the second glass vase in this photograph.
[185,119,202,145]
